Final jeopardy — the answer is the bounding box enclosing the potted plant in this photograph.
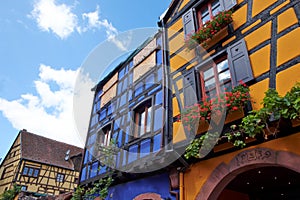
[185,10,233,50]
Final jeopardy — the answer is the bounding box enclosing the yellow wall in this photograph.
[168,0,300,144]
[166,0,300,199]
[184,132,300,199]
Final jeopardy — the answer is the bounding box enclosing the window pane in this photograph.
[33,169,39,177]
[156,49,162,65]
[122,77,128,92]
[23,167,28,175]
[139,111,146,136]
[206,89,217,99]
[134,82,143,97]
[211,0,221,16]
[203,68,214,80]
[153,133,161,152]
[118,68,125,79]
[205,77,216,89]
[128,145,138,163]
[99,109,106,121]
[157,67,162,82]
[119,93,127,107]
[90,162,98,178]
[145,74,155,89]
[28,168,33,176]
[217,60,229,72]
[146,107,152,133]
[80,167,86,182]
[140,139,151,158]
[201,6,210,24]
[218,70,231,83]
[154,107,163,132]
[155,91,163,105]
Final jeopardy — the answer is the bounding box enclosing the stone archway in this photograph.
[195,147,300,200]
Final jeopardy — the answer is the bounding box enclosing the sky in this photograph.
[0,0,171,161]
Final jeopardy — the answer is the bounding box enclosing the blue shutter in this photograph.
[220,0,237,11]
[183,70,198,107]
[227,39,254,87]
[182,9,196,39]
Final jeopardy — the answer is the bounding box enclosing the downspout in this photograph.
[159,11,172,152]
[179,172,184,200]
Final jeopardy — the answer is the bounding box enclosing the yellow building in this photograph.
[0,129,83,197]
[159,0,300,199]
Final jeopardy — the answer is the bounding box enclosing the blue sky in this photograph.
[0,0,171,161]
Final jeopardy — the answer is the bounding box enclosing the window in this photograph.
[199,58,232,99]
[56,173,64,182]
[197,0,221,27]
[98,125,112,147]
[182,0,237,38]
[21,186,27,191]
[134,101,152,137]
[22,166,39,178]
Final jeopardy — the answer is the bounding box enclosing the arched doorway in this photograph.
[196,148,300,200]
[218,166,300,199]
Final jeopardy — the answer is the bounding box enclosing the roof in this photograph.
[20,130,83,170]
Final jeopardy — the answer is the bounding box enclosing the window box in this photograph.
[185,10,233,50]
[225,107,245,124]
[200,26,228,49]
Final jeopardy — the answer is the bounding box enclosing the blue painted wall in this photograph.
[106,173,176,200]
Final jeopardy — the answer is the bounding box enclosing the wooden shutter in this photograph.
[183,70,198,107]
[220,0,237,11]
[182,9,196,39]
[227,39,254,87]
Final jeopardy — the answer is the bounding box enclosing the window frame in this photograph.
[199,56,231,100]
[22,166,40,178]
[56,173,65,183]
[196,0,222,28]
[97,123,112,147]
[134,100,152,138]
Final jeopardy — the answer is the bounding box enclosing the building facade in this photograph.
[79,0,300,199]
[159,0,300,199]
[80,32,180,199]
[0,129,83,197]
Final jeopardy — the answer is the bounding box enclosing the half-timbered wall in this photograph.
[14,160,79,196]
[166,0,300,143]
[80,33,165,184]
[0,135,21,194]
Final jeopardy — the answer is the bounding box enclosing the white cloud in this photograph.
[79,6,129,51]
[29,1,128,50]
[0,64,95,148]
[30,0,78,39]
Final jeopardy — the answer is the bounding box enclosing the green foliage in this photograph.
[185,82,300,159]
[71,186,85,200]
[0,185,21,200]
[281,82,300,119]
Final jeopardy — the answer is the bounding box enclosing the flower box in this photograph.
[185,10,233,50]
[225,107,245,124]
[196,120,210,134]
[200,27,228,50]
